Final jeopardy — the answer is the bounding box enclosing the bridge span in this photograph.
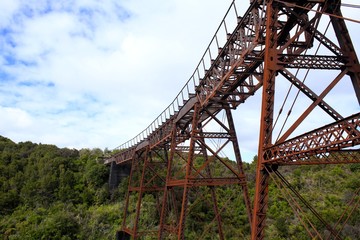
[106,0,360,239]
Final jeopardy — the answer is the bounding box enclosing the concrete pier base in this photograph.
[109,162,130,191]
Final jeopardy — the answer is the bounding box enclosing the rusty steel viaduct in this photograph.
[105,0,360,239]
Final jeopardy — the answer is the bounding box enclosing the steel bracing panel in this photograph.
[107,0,360,239]
[157,104,252,239]
[263,113,360,164]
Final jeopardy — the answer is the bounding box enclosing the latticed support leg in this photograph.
[177,103,201,240]
[226,107,253,224]
[329,1,360,104]
[159,101,253,239]
[252,169,270,239]
[158,125,178,239]
[132,147,150,239]
[120,149,147,237]
[120,158,134,234]
[252,0,278,239]
[199,130,224,240]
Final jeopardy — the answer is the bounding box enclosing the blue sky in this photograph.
[0,0,359,161]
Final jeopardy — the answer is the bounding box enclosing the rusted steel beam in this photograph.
[277,70,349,143]
[166,177,246,187]
[132,147,150,239]
[104,146,136,164]
[158,126,177,239]
[280,69,343,121]
[129,187,164,192]
[177,103,201,240]
[279,55,344,69]
[263,113,360,164]
[272,150,360,165]
[330,2,360,104]
[252,1,278,239]
[199,138,224,240]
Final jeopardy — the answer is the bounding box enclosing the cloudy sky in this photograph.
[1,0,359,161]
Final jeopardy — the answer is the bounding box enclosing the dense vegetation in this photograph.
[0,136,121,239]
[0,135,359,239]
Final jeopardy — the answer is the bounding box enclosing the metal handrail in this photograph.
[114,0,240,151]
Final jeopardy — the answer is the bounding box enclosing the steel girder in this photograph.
[263,113,360,165]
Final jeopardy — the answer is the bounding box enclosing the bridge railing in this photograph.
[114,0,241,151]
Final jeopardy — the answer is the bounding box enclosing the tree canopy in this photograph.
[0,136,359,239]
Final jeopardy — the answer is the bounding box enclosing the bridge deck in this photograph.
[106,0,359,165]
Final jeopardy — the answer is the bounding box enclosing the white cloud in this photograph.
[0,0,234,149]
[0,106,32,129]
[0,0,21,27]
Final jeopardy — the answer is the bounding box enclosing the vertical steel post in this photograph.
[177,103,200,239]
[199,127,224,240]
[132,147,150,239]
[329,1,360,104]
[252,0,278,239]
[121,154,136,233]
[158,125,177,239]
[226,107,253,225]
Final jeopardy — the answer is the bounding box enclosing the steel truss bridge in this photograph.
[105,0,360,239]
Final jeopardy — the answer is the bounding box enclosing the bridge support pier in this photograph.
[158,103,252,239]
[109,161,131,192]
[115,230,131,240]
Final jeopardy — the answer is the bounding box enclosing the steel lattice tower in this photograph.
[106,0,360,239]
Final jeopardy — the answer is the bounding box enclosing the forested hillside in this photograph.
[0,136,121,239]
[0,135,359,239]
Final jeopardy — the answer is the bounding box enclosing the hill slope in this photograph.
[0,136,359,239]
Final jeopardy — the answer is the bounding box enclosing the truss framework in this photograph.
[107,0,360,239]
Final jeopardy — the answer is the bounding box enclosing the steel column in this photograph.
[252,1,278,239]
